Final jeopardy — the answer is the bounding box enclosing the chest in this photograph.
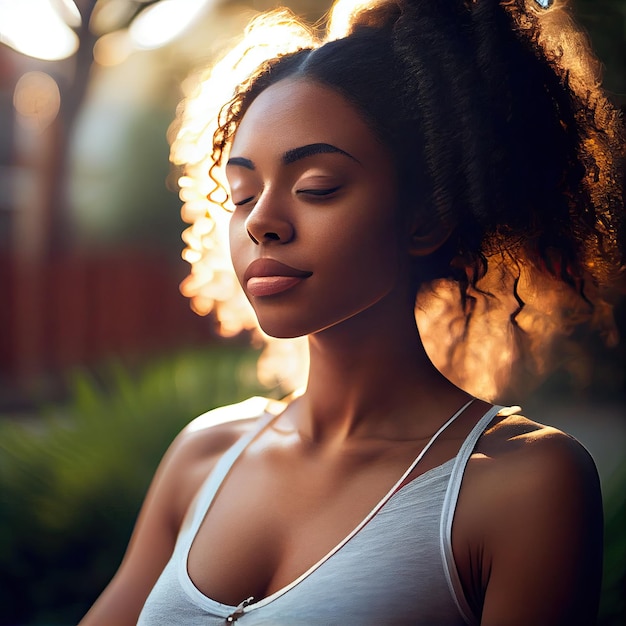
[140,461,471,626]
[185,435,467,609]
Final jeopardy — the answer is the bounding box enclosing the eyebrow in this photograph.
[226,142,359,171]
[226,156,255,170]
[282,143,359,165]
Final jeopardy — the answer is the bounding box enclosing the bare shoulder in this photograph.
[176,396,275,460]
[78,396,281,626]
[164,396,282,527]
[466,410,602,525]
[458,409,604,625]
[476,410,600,488]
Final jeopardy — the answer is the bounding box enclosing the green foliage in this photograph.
[599,460,626,626]
[0,346,265,626]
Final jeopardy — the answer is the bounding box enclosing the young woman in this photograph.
[80,0,624,623]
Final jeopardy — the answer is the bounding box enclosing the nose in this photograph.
[244,194,294,245]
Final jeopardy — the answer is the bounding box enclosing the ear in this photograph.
[408,220,453,257]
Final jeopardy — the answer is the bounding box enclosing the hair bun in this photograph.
[327,0,403,39]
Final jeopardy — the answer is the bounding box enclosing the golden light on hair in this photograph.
[169,0,623,399]
[416,278,518,402]
[169,9,316,387]
[327,0,380,39]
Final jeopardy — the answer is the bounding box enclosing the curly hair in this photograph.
[174,0,625,396]
[211,0,623,303]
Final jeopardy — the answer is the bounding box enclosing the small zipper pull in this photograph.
[225,596,254,623]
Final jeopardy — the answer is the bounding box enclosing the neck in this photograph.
[297,295,470,444]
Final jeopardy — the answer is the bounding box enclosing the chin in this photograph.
[258,324,308,340]
[254,313,318,339]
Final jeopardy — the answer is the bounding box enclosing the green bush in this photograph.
[0,346,266,626]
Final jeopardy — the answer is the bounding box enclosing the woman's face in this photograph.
[227,78,411,339]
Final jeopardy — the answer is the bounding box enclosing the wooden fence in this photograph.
[0,249,217,406]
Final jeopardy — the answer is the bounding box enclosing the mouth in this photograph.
[244,258,312,297]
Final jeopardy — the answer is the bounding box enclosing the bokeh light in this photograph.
[0,0,80,61]
[129,0,213,49]
[13,71,62,133]
[93,29,134,66]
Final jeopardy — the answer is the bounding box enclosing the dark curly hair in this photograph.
[183,0,624,396]
[212,0,623,307]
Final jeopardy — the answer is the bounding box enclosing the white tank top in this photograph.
[137,397,505,625]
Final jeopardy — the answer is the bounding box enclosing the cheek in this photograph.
[228,213,248,280]
[344,196,404,261]
[315,200,404,284]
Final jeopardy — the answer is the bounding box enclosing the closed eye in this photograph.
[233,196,255,207]
[297,186,341,197]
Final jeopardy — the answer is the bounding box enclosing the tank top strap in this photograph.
[439,404,508,625]
[236,397,479,615]
[186,407,277,536]
[387,398,475,495]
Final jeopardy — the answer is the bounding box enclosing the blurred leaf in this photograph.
[0,345,265,625]
[598,459,626,625]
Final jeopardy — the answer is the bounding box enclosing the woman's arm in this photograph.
[78,417,255,626]
[478,426,603,625]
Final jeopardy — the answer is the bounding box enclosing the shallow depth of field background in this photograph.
[0,1,624,624]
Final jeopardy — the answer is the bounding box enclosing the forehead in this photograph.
[230,79,389,165]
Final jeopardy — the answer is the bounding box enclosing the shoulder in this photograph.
[76,396,282,625]
[457,410,604,624]
[465,410,601,519]
[177,396,278,455]
[478,411,599,490]
[156,396,283,532]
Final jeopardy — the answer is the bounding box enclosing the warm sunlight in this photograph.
[129,0,214,49]
[169,8,317,391]
[0,0,79,61]
[168,0,619,401]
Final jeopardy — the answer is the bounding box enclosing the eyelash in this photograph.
[297,186,341,198]
[233,186,341,207]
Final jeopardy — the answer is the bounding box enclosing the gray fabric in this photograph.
[137,400,502,625]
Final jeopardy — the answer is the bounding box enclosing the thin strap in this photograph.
[186,408,276,534]
[178,404,278,616]
[439,404,507,625]
[247,397,476,612]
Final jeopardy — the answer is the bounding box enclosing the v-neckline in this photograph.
[182,398,477,617]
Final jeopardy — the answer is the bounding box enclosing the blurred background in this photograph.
[0,0,623,624]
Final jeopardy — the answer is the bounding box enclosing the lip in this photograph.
[244,258,312,297]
